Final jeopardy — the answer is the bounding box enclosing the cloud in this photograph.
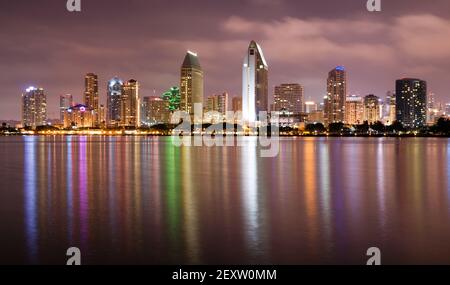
[392,14,450,60]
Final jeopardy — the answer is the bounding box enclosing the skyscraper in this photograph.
[364,94,381,124]
[142,96,169,125]
[206,92,228,115]
[304,101,318,114]
[232,96,242,113]
[107,77,123,127]
[63,104,94,129]
[273,84,304,115]
[384,91,396,126]
[180,51,204,118]
[59,94,73,123]
[344,95,364,125]
[121,79,140,128]
[242,40,268,125]
[84,73,99,126]
[396,78,427,129]
[325,66,347,124]
[22,86,47,128]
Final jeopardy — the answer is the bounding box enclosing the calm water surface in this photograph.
[0,136,449,265]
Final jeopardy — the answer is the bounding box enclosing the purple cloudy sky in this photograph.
[1,0,450,120]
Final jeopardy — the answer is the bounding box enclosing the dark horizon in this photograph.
[1,0,450,120]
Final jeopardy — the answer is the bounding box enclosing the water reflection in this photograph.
[23,136,38,263]
[3,136,450,264]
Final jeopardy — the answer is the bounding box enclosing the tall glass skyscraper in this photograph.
[107,77,123,127]
[325,66,347,124]
[180,51,204,118]
[242,40,268,125]
[395,78,427,129]
[22,86,47,128]
[84,73,99,126]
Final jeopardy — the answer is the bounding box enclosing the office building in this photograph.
[325,66,347,124]
[273,84,304,115]
[180,51,204,117]
[344,95,364,125]
[22,86,47,128]
[396,78,427,129]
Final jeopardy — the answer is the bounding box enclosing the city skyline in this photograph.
[2,0,450,120]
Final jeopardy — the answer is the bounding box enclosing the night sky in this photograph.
[1,0,450,120]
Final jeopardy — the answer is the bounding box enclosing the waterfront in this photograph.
[0,136,449,265]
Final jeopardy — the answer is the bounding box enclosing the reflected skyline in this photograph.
[0,137,449,264]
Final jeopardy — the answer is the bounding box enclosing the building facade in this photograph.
[384,91,396,126]
[364,94,381,124]
[396,78,427,129]
[60,94,73,123]
[325,66,347,124]
[22,86,47,128]
[304,101,318,114]
[344,95,364,125]
[121,79,140,128]
[273,84,304,115]
[232,96,242,113]
[142,96,169,125]
[64,104,94,128]
[242,40,268,125]
[206,93,228,115]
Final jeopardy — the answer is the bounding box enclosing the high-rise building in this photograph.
[242,40,268,125]
[364,94,381,124]
[344,95,364,125]
[396,78,427,129]
[307,111,325,124]
[64,104,94,128]
[205,93,229,124]
[325,66,347,124]
[206,93,228,115]
[384,91,396,125]
[99,104,106,127]
[232,96,242,113]
[180,51,204,118]
[121,79,140,128]
[84,73,99,126]
[427,92,437,124]
[59,94,73,123]
[273,84,303,115]
[22,86,47,128]
[445,103,450,117]
[304,101,318,114]
[427,92,435,110]
[142,96,170,125]
[107,77,123,127]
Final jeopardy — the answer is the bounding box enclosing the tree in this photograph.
[371,121,385,133]
[328,122,345,134]
[305,123,326,134]
[433,117,450,135]
[162,86,181,112]
[356,121,369,134]
[387,121,405,133]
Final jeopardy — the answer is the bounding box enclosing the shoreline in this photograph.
[0,134,449,138]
